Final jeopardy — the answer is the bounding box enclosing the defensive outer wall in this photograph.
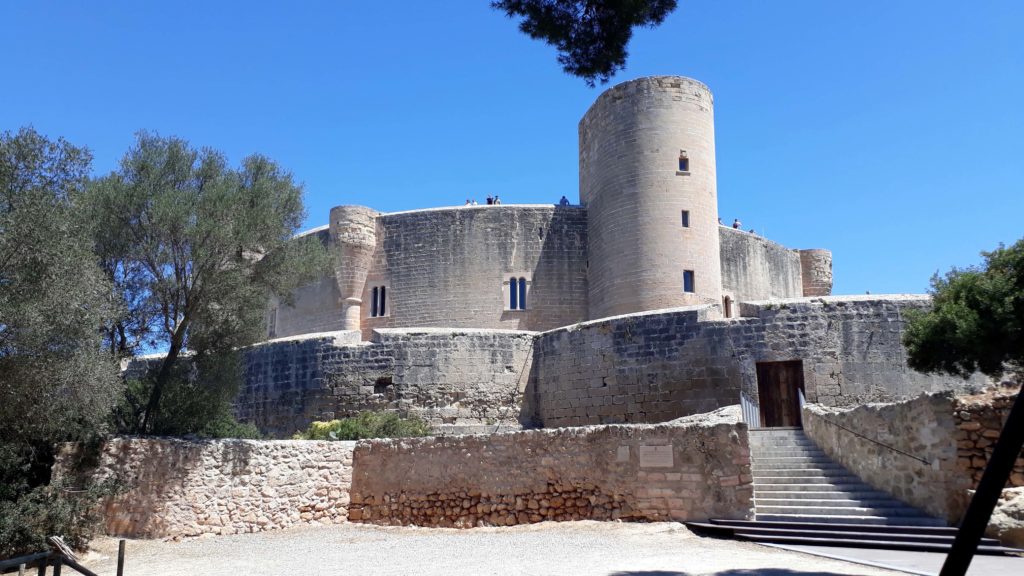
[239,295,983,438]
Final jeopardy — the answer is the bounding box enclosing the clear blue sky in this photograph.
[2,1,1021,295]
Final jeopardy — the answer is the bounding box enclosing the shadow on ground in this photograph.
[610,565,876,569]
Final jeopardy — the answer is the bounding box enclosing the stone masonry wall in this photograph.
[362,205,589,336]
[953,386,1024,489]
[802,395,967,522]
[530,295,982,428]
[54,438,355,539]
[237,328,535,438]
[719,227,804,305]
[347,406,752,527]
[803,385,1023,524]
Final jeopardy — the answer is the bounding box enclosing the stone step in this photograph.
[753,482,877,493]
[755,513,948,527]
[755,498,904,508]
[750,456,834,465]
[749,459,843,469]
[756,505,934,517]
[750,468,849,478]
[753,449,829,458]
[754,490,895,501]
[754,476,863,486]
[749,439,818,447]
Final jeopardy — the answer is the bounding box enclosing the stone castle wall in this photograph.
[803,386,1023,524]
[530,295,983,428]
[54,438,355,538]
[719,227,804,307]
[348,407,752,527]
[237,328,535,438]
[243,296,981,437]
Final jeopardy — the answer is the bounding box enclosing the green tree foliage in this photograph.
[294,412,432,441]
[0,128,121,556]
[904,238,1024,379]
[492,0,678,86]
[86,132,331,435]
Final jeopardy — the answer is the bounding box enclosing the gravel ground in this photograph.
[80,521,908,576]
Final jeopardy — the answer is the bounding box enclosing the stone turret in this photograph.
[580,76,722,319]
[799,249,833,297]
[329,205,379,330]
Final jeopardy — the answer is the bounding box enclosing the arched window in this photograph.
[369,285,388,318]
[509,276,518,309]
[518,277,527,310]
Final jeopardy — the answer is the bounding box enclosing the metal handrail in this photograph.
[814,412,931,466]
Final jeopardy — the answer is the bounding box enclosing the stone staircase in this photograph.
[688,427,1022,554]
[749,428,944,526]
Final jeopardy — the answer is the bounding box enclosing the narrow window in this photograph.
[509,277,518,309]
[379,286,386,316]
[518,277,527,310]
[681,210,690,228]
[723,296,732,318]
[371,286,379,317]
[678,150,689,173]
[268,307,278,338]
[683,270,696,293]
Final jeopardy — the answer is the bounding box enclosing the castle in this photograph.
[268,76,833,341]
[241,76,978,437]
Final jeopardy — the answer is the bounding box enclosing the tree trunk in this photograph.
[140,321,188,434]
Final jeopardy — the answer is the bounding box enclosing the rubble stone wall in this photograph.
[348,407,752,527]
[54,438,355,539]
[952,387,1024,489]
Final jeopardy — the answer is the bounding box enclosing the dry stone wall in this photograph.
[530,295,982,428]
[54,438,355,539]
[953,386,1024,488]
[348,407,752,527]
[802,395,967,521]
[238,328,535,437]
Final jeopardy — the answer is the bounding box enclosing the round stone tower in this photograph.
[799,249,834,297]
[329,205,379,331]
[580,76,722,319]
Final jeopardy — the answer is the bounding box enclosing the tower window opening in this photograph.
[268,307,278,338]
[507,276,529,310]
[723,296,732,318]
[681,210,690,228]
[683,270,696,293]
[678,151,690,173]
[370,285,388,317]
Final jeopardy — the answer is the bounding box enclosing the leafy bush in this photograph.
[0,479,115,558]
[294,411,432,441]
[112,358,261,440]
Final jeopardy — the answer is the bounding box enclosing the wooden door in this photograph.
[756,361,805,427]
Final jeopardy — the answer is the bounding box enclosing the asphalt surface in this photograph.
[770,543,1024,576]
[80,521,910,576]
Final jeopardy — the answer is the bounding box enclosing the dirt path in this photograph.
[80,521,907,576]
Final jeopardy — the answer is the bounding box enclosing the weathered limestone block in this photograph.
[988,487,1024,547]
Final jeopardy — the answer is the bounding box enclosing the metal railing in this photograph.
[0,538,125,576]
[813,412,932,466]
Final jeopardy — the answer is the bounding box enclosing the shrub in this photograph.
[294,411,432,441]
